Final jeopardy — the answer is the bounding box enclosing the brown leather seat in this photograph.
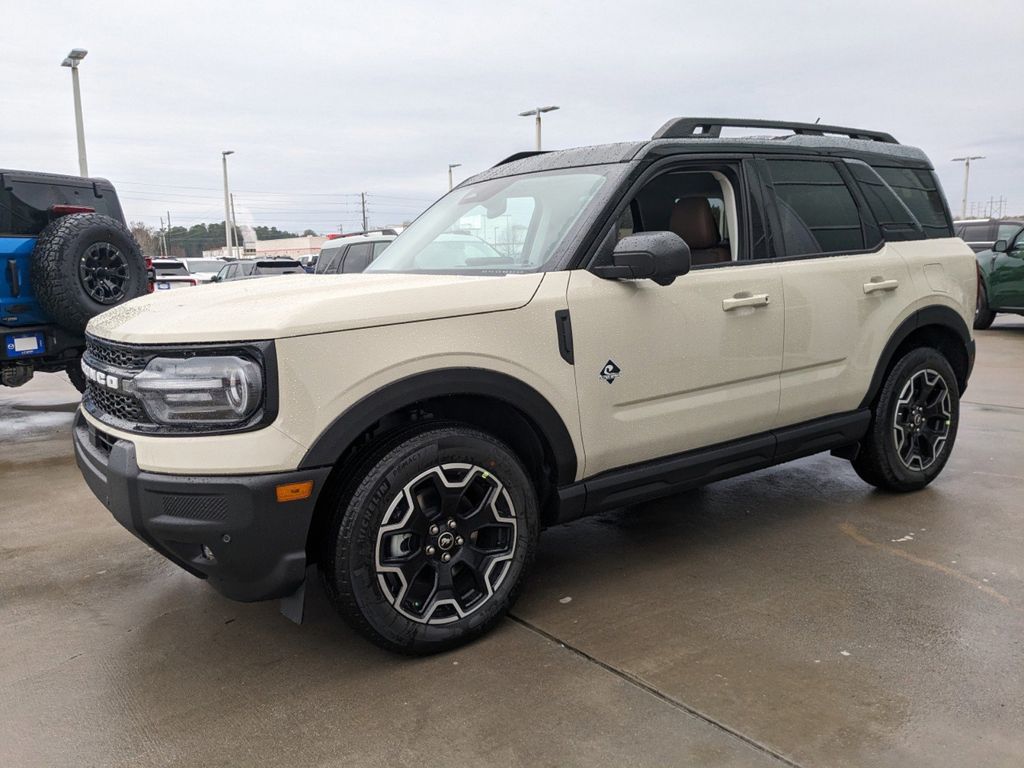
[668,198,731,265]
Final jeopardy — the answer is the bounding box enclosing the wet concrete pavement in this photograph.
[1,318,1022,767]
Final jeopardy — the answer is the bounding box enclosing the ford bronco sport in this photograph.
[74,118,975,654]
[1,169,147,390]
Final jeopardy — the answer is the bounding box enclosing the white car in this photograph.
[180,258,226,284]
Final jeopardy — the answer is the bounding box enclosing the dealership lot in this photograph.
[1,319,1021,768]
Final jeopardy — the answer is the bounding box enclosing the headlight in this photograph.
[128,355,263,425]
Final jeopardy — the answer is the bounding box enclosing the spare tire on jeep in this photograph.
[30,213,147,335]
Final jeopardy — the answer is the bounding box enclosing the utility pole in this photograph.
[60,49,89,176]
[221,150,235,258]
[230,193,239,257]
[361,192,368,232]
[952,156,984,219]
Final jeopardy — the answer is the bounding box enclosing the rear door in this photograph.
[760,157,916,426]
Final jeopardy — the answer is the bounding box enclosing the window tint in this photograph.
[317,245,345,274]
[872,167,954,238]
[962,223,992,242]
[371,241,390,260]
[766,160,864,255]
[845,161,923,243]
[341,243,373,273]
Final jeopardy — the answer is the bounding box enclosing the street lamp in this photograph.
[518,106,559,151]
[222,151,236,258]
[60,48,89,176]
[951,155,985,219]
[448,163,461,191]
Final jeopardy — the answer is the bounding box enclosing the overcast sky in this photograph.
[5,1,1023,234]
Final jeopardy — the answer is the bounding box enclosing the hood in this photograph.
[88,272,545,344]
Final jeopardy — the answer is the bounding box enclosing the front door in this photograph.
[988,227,1024,309]
[567,160,784,478]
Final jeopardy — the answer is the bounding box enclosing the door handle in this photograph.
[722,293,770,311]
[863,278,899,294]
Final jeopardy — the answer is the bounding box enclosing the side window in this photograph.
[996,223,1022,242]
[342,243,373,273]
[844,160,923,243]
[962,223,991,243]
[320,246,347,274]
[371,241,390,261]
[765,160,864,256]
[872,167,954,238]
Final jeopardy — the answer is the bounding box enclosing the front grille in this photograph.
[85,337,148,370]
[85,381,148,424]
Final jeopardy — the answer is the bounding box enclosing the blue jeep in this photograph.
[1,169,147,391]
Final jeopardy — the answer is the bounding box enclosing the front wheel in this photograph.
[852,347,960,492]
[320,425,539,655]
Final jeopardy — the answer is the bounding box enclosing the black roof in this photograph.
[472,117,932,185]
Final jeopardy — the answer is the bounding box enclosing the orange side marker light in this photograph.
[276,481,313,503]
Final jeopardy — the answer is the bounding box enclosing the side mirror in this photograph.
[592,232,691,287]
[210,274,222,283]
[993,239,1009,253]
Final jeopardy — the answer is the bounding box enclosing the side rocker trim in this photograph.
[298,368,579,482]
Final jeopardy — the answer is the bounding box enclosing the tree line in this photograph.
[129,221,318,259]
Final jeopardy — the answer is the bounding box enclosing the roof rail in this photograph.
[652,117,899,144]
[491,150,550,168]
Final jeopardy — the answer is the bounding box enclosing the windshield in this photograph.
[365,166,619,274]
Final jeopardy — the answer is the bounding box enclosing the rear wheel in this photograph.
[320,424,539,655]
[852,347,959,492]
[974,281,996,330]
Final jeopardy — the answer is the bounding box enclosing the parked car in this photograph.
[314,233,395,274]
[181,258,226,284]
[74,117,975,655]
[1,168,146,391]
[973,221,1024,329]
[953,218,1024,254]
[211,258,305,282]
[152,258,199,290]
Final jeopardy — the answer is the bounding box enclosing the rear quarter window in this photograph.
[871,167,953,238]
[765,159,865,255]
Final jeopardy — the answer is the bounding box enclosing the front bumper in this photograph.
[73,411,331,602]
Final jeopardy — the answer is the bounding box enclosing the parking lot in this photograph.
[0,318,1020,767]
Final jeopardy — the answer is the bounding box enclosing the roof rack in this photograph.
[652,117,898,144]
[491,150,550,168]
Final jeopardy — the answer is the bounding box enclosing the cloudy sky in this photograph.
[5,0,1023,233]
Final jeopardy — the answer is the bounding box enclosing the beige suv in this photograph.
[74,118,976,654]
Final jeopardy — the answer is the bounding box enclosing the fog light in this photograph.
[201,544,216,561]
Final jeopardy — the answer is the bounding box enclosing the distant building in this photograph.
[203,234,328,260]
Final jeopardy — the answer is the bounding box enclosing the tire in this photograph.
[974,281,996,330]
[66,361,87,394]
[320,424,539,655]
[30,214,147,335]
[852,347,960,492]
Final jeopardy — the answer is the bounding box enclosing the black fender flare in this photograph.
[859,305,974,408]
[297,367,579,482]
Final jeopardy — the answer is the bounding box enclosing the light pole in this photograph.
[221,151,236,258]
[518,106,559,150]
[60,49,89,176]
[448,163,461,191]
[952,155,985,219]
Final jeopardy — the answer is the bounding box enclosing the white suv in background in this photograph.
[314,232,396,274]
[74,117,975,655]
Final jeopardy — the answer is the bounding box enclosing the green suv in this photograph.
[973,221,1024,329]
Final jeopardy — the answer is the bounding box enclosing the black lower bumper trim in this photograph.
[73,411,331,602]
